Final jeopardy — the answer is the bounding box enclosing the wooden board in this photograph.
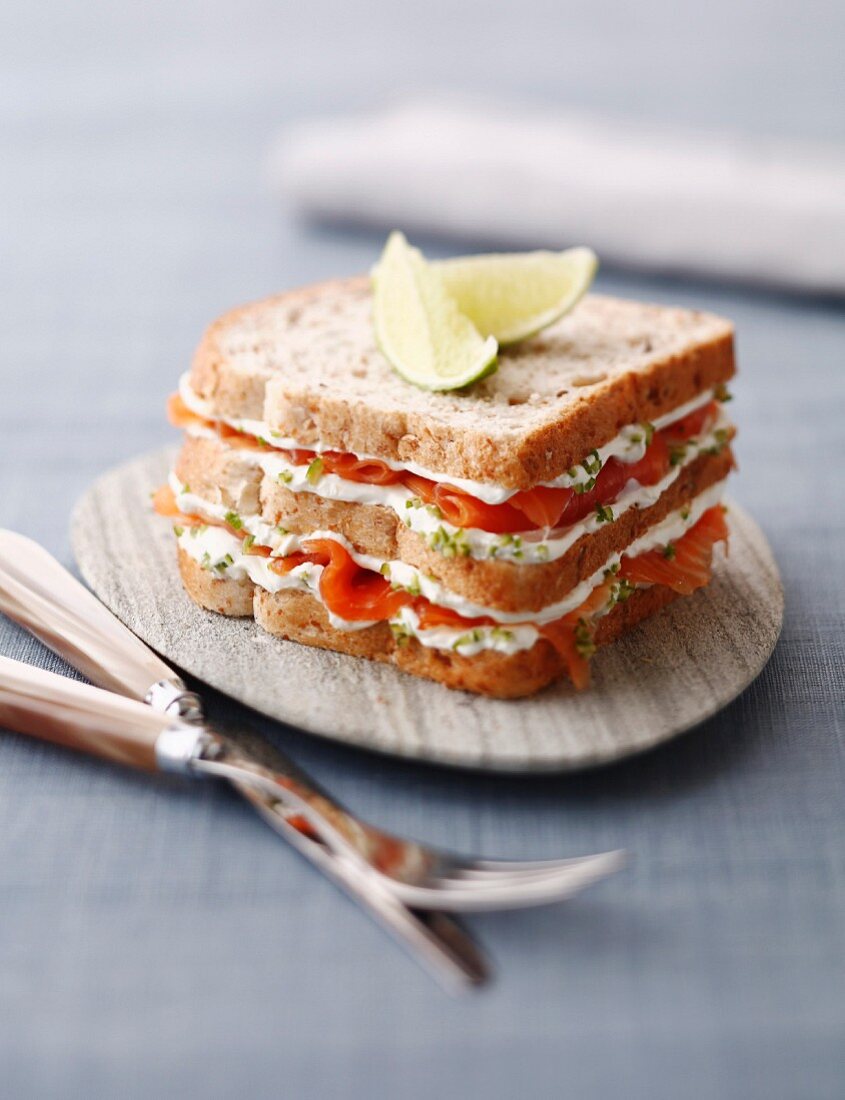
[72,448,783,772]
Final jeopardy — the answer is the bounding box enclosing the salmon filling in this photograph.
[167,393,723,536]
[155,482,728,689]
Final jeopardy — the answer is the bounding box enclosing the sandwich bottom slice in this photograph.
[176,545,687,698]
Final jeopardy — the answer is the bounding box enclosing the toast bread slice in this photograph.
[188,278,734,489]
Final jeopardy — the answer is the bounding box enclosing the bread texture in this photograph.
[176,547,255,616]
[188,277,735,489]
[174,433,734,614]
[177,546,680,698]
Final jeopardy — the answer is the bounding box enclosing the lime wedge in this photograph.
[433,247,598,345]
[372,232,499,391]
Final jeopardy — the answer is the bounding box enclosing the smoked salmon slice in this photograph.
[151,483,183,517]
[301,538,412,621]
[619,505,728,595]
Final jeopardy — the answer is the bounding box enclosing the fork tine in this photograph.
[434,852,627,885]
[471,857,605,871]
[392,850,627,911]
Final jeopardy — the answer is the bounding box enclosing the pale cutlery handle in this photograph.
[0,654,206,771]
[0,529,184,704]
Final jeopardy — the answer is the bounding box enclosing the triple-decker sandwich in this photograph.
[155,239,736,698]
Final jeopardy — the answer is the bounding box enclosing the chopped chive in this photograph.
[574,618,597,660]
[607,578,635,609]
[489,532,523,559]
[669,445,687,467]
[305,457,324,485]
[389,620,412,646]
[429,526,470,558]
[595,504,614,524]
[704,428,730,455]
[573,477,597,495]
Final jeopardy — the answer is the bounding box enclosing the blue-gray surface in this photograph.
[1,3,843,1098]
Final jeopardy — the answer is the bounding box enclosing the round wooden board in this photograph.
[72,448,783,773]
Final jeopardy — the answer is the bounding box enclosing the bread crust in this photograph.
[177,548,255,616]
[174,435,261,515]
[188,278,735,489]
[177,545,680,698]
[174,433,733,613]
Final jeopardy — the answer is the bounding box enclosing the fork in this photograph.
[0,528,624,912]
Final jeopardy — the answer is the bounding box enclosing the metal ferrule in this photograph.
[145,678,204,723]
[155,723,222,774]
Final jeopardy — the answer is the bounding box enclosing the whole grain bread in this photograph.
[174,434,734,613]
[177,546,680,698]
[188,277,734,489]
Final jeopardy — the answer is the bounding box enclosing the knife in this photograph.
[0,529,488,991]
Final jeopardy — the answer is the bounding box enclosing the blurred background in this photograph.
[2,3,844,1098]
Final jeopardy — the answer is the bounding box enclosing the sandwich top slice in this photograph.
[155,276,736,698]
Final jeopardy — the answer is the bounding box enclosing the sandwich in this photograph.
[154,263,736,699]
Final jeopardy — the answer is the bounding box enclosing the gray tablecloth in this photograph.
[1,3,843,1097]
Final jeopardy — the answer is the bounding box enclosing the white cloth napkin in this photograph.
[272,99,845,295]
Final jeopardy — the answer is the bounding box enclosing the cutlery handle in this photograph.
[0,654,205,771]
[0,530,190,708]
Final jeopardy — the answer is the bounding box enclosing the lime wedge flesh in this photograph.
[433,247,598,345]
[372,232,498,392]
